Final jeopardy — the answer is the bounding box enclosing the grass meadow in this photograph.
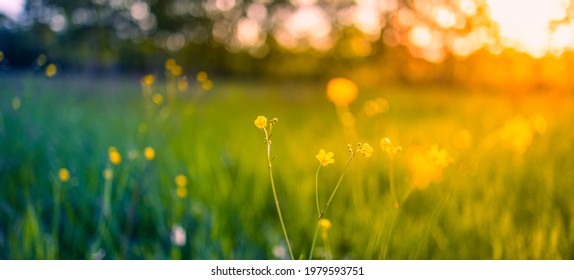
[1,70,574,260]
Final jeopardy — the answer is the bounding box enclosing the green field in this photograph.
[1,72,574,259]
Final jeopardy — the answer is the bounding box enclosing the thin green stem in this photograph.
[309,221,320,260]
[264,128,294,260]
[388,156,398,209]
[315,165,322,217]
[319,155,354,219]
[309,154,354,259]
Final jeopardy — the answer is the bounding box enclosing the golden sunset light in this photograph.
[486,0,574,57]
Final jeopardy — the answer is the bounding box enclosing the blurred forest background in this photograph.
[2,0,574,87]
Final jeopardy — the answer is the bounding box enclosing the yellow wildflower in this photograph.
[326,77,358,106]
[175,174,188,188]
[0,50,4,62]
[58,168,70,183]
[175,175,188,198]
[499,115,533,154]
[165,58,177,70]
[316,149,335,166]
[170,65,183,76]
[141,74,155,86]
[197,71,208,82]
[380,138,402,156]
[152,93,163,105]
[357,143,374,158]
[426,145,453,168]
[320,219,332,239]
[319,219,332,231]
[176,186,188,198]
[201,80,213,90]
[144,147,155,161]
[46,63,57,77]
[177,77,189,92]
[408,145,452,189]
[108,146,122,165]
[254,116,267,129]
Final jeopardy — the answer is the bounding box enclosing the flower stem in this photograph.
[315,165,322,217]
[309,154,354,259]
[309,220,320,260]
[389,156,398,209]
[264,128,294,260]
[319,154,354,219]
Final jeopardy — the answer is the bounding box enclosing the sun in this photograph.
[486,0,573,57]
[0,0,25,20]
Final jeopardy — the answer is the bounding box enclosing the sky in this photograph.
[0,0,25,20]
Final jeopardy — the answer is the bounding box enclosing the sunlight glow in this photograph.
[0,0,24,20]
[486,0,571,57]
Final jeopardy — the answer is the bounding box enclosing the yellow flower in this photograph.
[201,80,213,90]
[177,77,189,92]
[141,74,155,86]
[357,143,374,158]
[152,93,163,105]
[320,219,332,239]
[408,145,452,189]
[0,50,4,62]
[426,145,453,168]
[108,146,122,165]
[380,138,402,156]
[319,219,332,231]
[144,147,155,161]
[175,175,188,198]
[176,186,188,198]
[58,168,70,183]
[165,58,177,70]
[326,77,358,106]
[170,65,183,76]
[165,58,183,76]
[254,116,267,129]
[46,63,57,77]
[316,149,335,166]
[499,115,533,154]
[197,71,208,82]
[175,174,188,188]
